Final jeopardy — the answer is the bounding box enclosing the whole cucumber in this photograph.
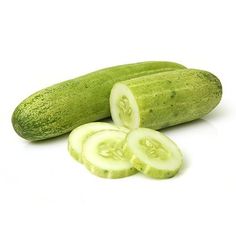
[12,61,186,141]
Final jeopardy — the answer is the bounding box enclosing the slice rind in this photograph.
[125,128,183,179]
[68,122,128,163]
[82,130,137,178]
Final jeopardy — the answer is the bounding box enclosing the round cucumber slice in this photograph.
[68,122,129,163]
[125,128,183,179]
[82,130,137,178]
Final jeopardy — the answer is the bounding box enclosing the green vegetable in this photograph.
[82,129,137,178]
[68,122,128,163]
[110,69,222,130]
[125,128,183,179]
[12,61,186,141]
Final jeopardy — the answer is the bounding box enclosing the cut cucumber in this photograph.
[125,128,183,179]
[110,83,140,129]
[110,69,222,130]
[68,122,128,163]
[82,130,137,178]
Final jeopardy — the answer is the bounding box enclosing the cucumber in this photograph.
[110,69,222,130]
[125,128,183,179]
[68,122,128,163]
[82,129,137,178]
[12,61,186,141]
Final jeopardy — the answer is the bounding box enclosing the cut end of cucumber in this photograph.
[82,129,137,179]
[125,128,183,179]
[110,83,139,129]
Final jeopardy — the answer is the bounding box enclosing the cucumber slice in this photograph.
[82,130,137,178]
[68,122,128,163]
[125,128,183,179]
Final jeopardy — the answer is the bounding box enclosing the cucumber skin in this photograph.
[116,69,222,130]
[83,158,137,179]
[12,61,186,141]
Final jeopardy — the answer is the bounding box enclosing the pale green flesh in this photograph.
[110,83,140,129]
[118,96,133,128]
[82,130,137,178]
[68,122,129,163]
[139,138,170,161]
[98,140,124,161]
[110,69,222,130]
[125,128,183,179]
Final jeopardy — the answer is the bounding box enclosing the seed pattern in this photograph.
[139,138,169,160]
[118,96,132,127]
[98,141,124,160]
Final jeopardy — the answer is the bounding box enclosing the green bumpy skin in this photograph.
[110,69,222,130]
[12,61,186,141]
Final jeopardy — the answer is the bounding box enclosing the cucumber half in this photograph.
[82,130,137,178]
[125,128,183,179]
[110,69,222,131]
[68,122,128,163]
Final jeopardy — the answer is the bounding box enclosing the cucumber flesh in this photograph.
[82,130,137,178]
[110,83,139,129]
[68,122,128,163]
[125,128,183,179]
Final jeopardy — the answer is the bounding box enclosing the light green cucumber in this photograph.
[82,129,137,178]
[125,128,183,179]
[68,122,128,163]
[110,69,222,130]
[12,61,186,141]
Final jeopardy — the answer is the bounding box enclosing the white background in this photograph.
[0,0,235,235]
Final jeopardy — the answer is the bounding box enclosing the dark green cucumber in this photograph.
[12,61,186,141]
[110,69,222,130]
